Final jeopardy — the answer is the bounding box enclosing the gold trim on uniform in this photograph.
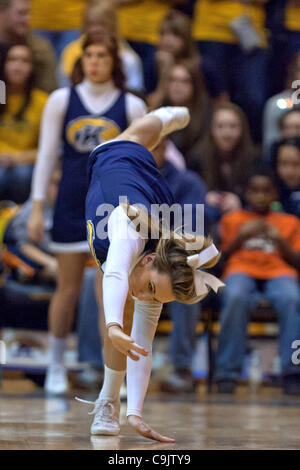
[87,220,101,268]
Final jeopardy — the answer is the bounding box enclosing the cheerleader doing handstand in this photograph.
[80,106,225,442]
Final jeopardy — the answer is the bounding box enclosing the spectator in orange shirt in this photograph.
[216,166,300,395]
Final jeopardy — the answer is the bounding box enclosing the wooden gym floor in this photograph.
[0,378,300,450]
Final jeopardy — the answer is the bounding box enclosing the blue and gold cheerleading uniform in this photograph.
[52,88,128,245]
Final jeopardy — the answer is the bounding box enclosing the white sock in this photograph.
[99,366,126,401]
[49,334,66,366]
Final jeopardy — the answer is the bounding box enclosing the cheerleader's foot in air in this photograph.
[148,106,190,139]
[118,106,190,151]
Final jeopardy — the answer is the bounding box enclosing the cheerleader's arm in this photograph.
[102,205,146,329]
[31,88,70,202]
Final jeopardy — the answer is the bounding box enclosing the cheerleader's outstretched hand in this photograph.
[128,415,175,443]
[107,325,148,361]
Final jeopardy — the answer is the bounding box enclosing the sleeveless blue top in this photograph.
[52,88,128,244]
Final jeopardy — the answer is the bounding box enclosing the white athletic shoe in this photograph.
[44,364,68,395]
[76,397,120,436]
[149,106,190,137]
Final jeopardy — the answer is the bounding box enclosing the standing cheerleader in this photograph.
[80,106,224,442]
[28,35,146,395]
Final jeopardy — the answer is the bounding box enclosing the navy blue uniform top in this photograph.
[52,88,128,244]
[86,140,175,265]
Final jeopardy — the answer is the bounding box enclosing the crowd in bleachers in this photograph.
[1,0,300,395]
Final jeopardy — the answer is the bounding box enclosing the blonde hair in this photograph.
[153,232,220,304]
[121,201,221,304]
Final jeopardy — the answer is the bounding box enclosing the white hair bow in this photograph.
[187,244,225,296]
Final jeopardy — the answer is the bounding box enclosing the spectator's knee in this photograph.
[272,289,300,310]
[223,287,249,308]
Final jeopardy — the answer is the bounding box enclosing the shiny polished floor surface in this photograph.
[1,379,300,450]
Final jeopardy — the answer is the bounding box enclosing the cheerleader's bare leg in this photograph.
[115,107,190,151]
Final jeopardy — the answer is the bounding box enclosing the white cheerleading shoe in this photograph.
[149,106,190,138]
[76,397,120,436]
